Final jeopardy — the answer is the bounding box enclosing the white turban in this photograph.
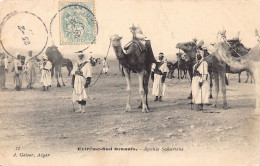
[42,55,48,60]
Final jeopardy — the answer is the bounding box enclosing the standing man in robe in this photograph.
[40,55,52,91]
[191,51,210,111]
[71,52,92,113]
[0,53,8,90]
[151,52,169,102]
[13,53,23,91]
[24,51,38,89]
[102,57,109,75]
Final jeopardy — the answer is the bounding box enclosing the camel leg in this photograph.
[68,69,71,77]
[220,71,228,109]
[55,66,61,87]
[225,74,229,86]
[60,72,66,86]
[251,72,255,83]
[187,69,193,99]
[184,70,187,78]
[59,66,65,86]
[209,72,213,99]
[238,72,241,83]
[138,70,148,113]
[66,66,70,76]
[123,68,131,112]
[212,71,219,108]
[143,70,150,110]
[244,71,248,83]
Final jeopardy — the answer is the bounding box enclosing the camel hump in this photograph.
[124,40,146,53]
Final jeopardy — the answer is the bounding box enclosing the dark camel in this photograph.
[45,45,65,87]
[176,52,189,79]
[167,61,178,79]
[110,34,156,112]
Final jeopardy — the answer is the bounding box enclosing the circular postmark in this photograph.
[49,3,98,52]
[0,11,48,58]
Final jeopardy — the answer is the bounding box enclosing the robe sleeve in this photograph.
[151,63,156,72]
[4,57,8,69]
[45,61,52,70]
[200,61,209,82]
[85,62,92,78]
[14,60,18,73]
[161,63,169,73]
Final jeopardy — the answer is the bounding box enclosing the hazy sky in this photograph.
[1,0,260,61]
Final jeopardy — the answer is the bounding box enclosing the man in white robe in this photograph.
[191,51,210,111]
[13,53,23,91]
[151,52,169,102]
[24,51,38,89]
[40,55,52,91]
[0,53,8,90]
[102,57,109,75]
[71,52,92,113]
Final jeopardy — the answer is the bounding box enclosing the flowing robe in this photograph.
[152,62,169,96]
[191,60,210,104]
[40,61,52,86]
[72,60,92,102]
[24,57,38,85]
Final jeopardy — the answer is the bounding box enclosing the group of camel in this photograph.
[167,39,254,84]
[28,32,258,114]
[110,34,260,114]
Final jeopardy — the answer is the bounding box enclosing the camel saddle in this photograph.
[124,39,146,53]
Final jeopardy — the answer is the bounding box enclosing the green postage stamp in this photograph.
[59,0,96,45]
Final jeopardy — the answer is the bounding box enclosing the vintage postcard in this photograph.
[0,0,260,165]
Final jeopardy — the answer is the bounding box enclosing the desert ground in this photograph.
[0,59,259,165]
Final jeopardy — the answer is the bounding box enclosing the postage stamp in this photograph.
[59,0,96,45]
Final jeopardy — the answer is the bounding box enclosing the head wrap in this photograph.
[158,52,164,61]
[15,52,20,58]
[42,55,48,60]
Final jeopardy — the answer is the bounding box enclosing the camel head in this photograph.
[176,41,197,63]
[110,34,122,47]
[176,41,197,53]
[176,52,189,66]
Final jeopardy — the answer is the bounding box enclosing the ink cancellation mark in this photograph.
[59,0,96,45]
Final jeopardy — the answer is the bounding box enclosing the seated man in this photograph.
[124,24,146,53]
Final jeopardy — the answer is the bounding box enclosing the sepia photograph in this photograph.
[0,0,260,165]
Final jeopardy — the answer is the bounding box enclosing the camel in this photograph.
[224,39,254,83]
[45,45,65,87]
[211,41,260,113]
[90,57,101,66]
[110,34,156,112]
[176,52,189,79]
[167,61,178,79]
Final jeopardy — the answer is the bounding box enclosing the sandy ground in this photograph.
[0,59,259,166]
